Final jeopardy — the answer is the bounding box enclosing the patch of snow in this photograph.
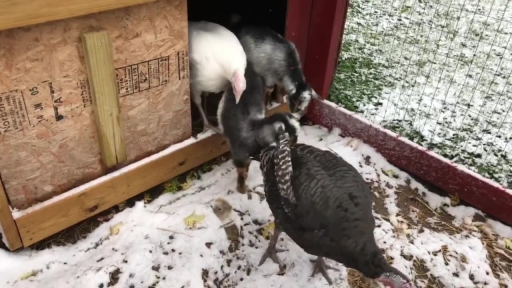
[421,188,450,210]
[445,206,481,225]
[404,228,494,287]
[487,218,512,238]
[11,131,215,219]
[0,125,509,288]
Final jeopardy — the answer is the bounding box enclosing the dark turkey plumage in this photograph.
[257,132,413,287]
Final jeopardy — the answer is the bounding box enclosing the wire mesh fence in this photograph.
[330,0,512,188]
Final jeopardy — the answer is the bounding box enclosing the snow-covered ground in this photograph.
[330,0,512,187]
[1,125,511,288]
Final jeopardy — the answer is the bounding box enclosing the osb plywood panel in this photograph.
[0,0,191,209]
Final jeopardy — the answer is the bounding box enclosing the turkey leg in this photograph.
[192,90,222,134]
[310,257,340,285]
[258,227,286,268]
[235,158,251,194]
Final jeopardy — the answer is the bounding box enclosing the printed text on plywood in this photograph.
[0,52,188,135]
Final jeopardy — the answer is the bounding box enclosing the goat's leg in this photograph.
[202,92,209,119]
[191,89,209,129]
[233,157,251,195]
[192,89,221,133]
[274,84,285,105]
[264,86,275,112]
[263,76,276,111]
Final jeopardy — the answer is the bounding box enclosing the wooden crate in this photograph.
[0,0,191,210]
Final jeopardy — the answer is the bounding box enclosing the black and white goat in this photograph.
[217,62,300,194]
[238,26,320,117]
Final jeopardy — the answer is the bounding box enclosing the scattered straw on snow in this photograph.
[0,125,511,288]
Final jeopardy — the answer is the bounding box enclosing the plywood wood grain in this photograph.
[0,0,191,209]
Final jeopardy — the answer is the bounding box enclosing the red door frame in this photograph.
[285,0,512,225]
[286,0,349,99]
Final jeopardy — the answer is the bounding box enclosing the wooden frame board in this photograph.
[3,104,290,249]
[14,133,229,247]
[303,0,349,99]
[0,0,157,31]
[0,178,22,250]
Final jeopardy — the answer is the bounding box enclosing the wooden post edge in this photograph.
[0,178,23,251]
[0,0,157,31]
[303,0,349,100]
[13,103,290,248]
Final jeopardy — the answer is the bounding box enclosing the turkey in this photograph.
[256,132,414,287]
[188,21,247,132]
[237,26,320,117]
[217,62,300,195]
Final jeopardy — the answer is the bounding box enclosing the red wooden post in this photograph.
[285,0,314,65]
[303,0,349,99]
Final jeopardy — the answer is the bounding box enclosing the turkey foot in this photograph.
[310,257,339,285]
[258,228,286,268]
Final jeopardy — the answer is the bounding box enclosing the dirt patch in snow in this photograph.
[368,178,512,288]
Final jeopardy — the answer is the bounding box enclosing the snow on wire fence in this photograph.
[330,0,512,188]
